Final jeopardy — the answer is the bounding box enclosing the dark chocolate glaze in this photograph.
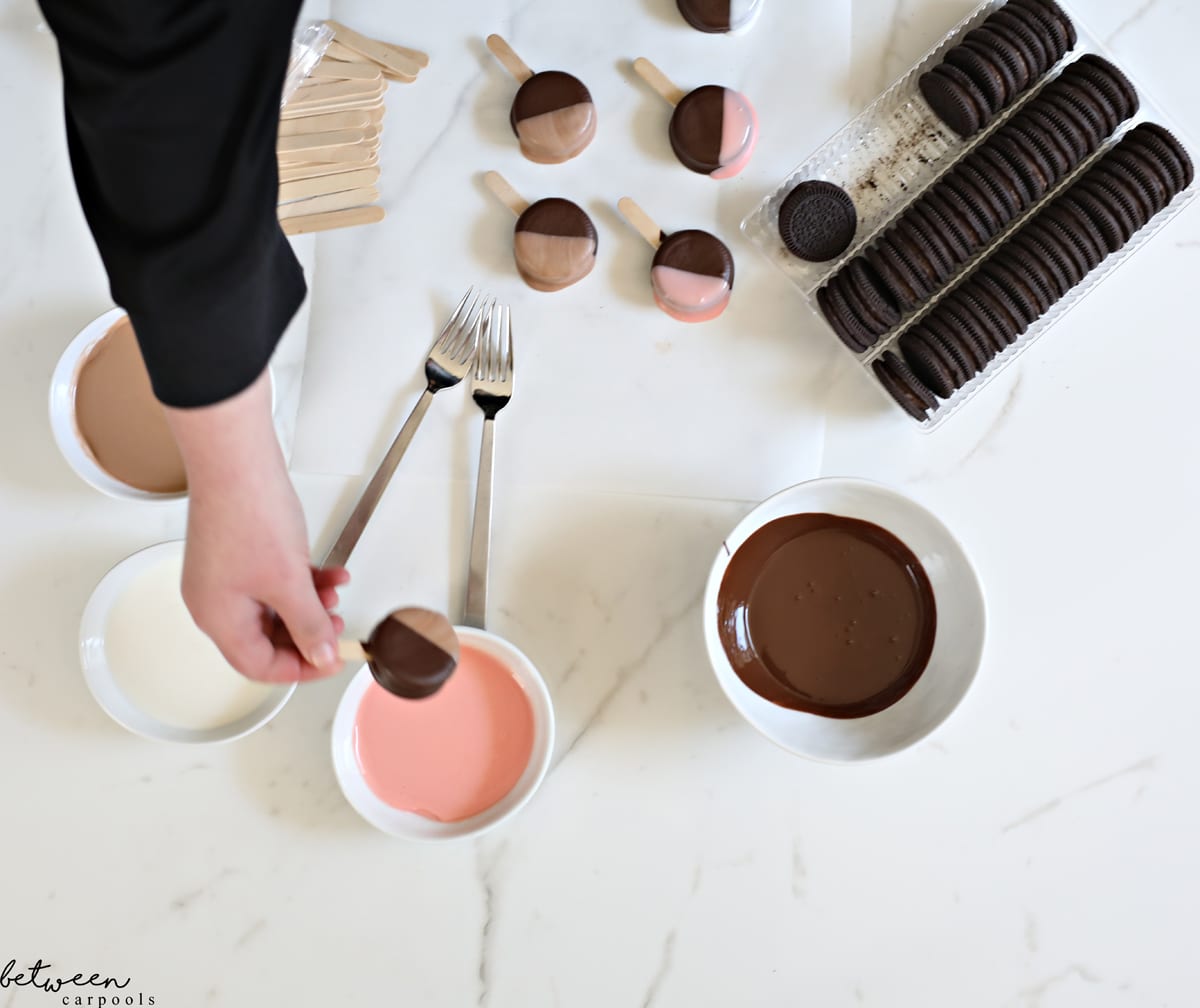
[366,618,458,700]
[669,85,725,175]
[654,229,734,286]
[516,197,598,241]
[676,0,733,32]
[510,70,593,128]
[717,513,937,718]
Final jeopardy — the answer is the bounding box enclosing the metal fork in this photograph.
[463,303,513,630]
[324,289,489,568]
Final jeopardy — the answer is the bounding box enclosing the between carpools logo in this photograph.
[0,959,156,1005]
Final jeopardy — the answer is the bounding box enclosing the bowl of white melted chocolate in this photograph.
[703,477,986,762]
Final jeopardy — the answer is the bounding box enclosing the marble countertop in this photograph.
[2,0,1198,1005]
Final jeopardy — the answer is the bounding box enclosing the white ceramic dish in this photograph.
[703,478,986,763]
[332,626,555,841]
[80,540,294,744]
[49,307,275,502]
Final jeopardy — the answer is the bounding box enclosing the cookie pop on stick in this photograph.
[484,172,598,292]
[338,608,460,700]
[632,58,758,178]
[487,35,597,164]
[676,0,764,34]
[618,197,735,323]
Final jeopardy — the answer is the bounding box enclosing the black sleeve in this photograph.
[37,0,306,408]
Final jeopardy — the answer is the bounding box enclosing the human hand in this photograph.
[165,369,348,682]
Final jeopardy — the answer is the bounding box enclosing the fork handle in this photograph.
[322,387,435,569]
[463,415,495,630]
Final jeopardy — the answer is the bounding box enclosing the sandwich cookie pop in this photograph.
[484,172,597,292]
[338,607,460,700]
[633,58,758,178]
[618,197,734,323]
[676,0,764,34]
[487,35,597,164]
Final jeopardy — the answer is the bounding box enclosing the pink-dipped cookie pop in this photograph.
[618,197,734,323]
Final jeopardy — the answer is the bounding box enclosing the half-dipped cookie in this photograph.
[513,198,598,292]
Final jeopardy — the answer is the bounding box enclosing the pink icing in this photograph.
[353,644,535,822]
[651,265,731,323]
[712,89,759,180]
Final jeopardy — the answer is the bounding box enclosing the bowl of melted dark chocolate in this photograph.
[704,478,985,762]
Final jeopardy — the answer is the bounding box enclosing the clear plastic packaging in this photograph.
[742,0,1196,428]
[281,21,335,108]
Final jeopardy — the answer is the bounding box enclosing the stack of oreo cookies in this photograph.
[819,55,1139,353]
[872,123,1194,418]
[919,0,1077,138]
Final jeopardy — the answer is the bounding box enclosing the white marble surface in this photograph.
[2,0,1200,1006]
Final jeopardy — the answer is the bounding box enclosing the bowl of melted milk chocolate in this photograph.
[703,478,985,762]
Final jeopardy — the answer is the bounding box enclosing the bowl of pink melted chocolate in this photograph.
[703,478,985,762]
[332,613,553,840]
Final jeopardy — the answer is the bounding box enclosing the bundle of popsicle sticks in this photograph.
[277,21,428,236]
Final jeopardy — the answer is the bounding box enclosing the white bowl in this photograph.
[332,626,555,841]
[80,540,294,743]
[49,308,274,503]
[703,477,986,763]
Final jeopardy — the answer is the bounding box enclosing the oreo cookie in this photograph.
[942,167,1004,238]
[961,35,1019,105]
[865,243,921,310]
[1129,122,1194,189]
[1007,0,1072,58]
[1075,54,1139,119]
[1062,185,1128,252]
[919,64,987,137]
[991,126,1054,199]
[1011,0,1077,48]
[1041,201,1107,270]
[873,351,938,419]
[817,281,873,352]
[900,327,959,398]
[990,9,1054,74]
[779,181,859,261]
[930,298,990,374]
[953,285,1015,353]
[944,45,1005,114]
[965,26,1031,95]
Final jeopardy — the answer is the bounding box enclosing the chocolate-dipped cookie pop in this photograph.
[676,0,763,34]
[339,607,460,699]
[484,171,597,292]
[633,58,758,179]
[487,35,597,164]
[618,197,735,323]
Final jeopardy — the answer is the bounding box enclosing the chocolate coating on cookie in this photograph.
[510,70,597,164]
[513,197,598,292]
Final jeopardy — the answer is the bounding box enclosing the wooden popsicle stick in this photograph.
[278,110,370,136]
[484,171,530,217]
[277,128,367,154]
[278,166,381,200]
[325,39,370,63]
[278,143,377,166]
[278,186,380,220]
[286,79,386,109]
[278,158,380,183]
[281,204,386,235]
[389,44,429,69]
[633,57,685,107]
[486,34,534,84]
[310,59,384,82]
[381,69,417,84]
[325,21,421,80]
[281,97,384,119]
[618,197,664,249]
[338,640,369,663]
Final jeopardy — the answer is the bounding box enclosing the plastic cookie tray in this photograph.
[742,0,1197,428]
